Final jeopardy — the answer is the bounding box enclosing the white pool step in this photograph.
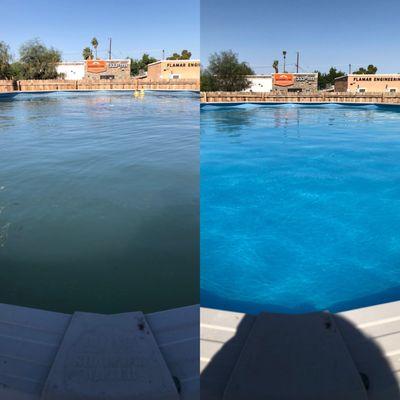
[0,303,199,400]
[201,301,400,400]
[223,311,367,400]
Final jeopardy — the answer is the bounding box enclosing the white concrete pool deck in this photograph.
[0,303,199,400]
[201,301,400,399]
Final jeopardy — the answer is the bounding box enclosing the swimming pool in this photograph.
[201,103,400,314]
[0,91,199,314]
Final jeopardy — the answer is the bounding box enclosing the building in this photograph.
[272,73,318,93]
[335,74,400,93]
[56,62,85,80]
[84,59,131,80]
[245,75,272,92]
[56,59,131,80]
[146,59,200,80]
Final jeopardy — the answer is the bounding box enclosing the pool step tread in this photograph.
[0,304,70,398]
[40,311,179,400]
[200,308,255,400]
[0,303,198,400]
[337,301,400,400]
[223,311,368,400]
[146,305,200,400]
[201,301,400,400]
[335,312,400,400]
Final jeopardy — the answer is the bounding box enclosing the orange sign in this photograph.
[86,60,107,73]
[274,73,294,87]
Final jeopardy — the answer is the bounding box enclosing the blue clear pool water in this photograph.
[201,103,400,314]
[0,91,199,313]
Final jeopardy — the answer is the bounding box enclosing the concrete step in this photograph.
[223,311,368,400]
[40,311,180,400]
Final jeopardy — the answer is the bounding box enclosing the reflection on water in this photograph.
[0,91,199,314]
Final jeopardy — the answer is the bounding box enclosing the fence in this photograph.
[201,91,400,104]
[0,80,16,92]
[0,79,200,92]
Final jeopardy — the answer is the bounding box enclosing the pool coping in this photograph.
[200,101,400,107]
[0,89,200,95]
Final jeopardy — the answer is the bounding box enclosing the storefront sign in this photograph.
[295,74,316,83]
[108,62,129,68]
[166,62,200,68]
[274,73,294,87]
[86,60,107,73]
[353,76,400,82]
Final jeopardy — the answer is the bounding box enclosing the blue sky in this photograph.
[1,0,199,61]
[201,0,400,73]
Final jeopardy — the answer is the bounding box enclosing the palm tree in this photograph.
[282,50,287,73]
[272,60,279,73]
[91,37,98,59]
[82,47,93,60]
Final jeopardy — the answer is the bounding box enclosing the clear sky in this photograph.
[201,0,400,74]
[1,0,199,61]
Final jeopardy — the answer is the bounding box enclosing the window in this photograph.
[171,74,180,79]
[358,88,366,93]
[389,88,397,93]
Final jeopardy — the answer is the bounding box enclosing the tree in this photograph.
[202,50,254,92]
[167,50,192,60]
[91,37,99,59]
[282,50,287,72]
[353,64,378,75]
[316,67,345,90]
[200,69,217,91]
[130,53,157,76]
[19,39,61,79]
[82,47,93,60]
[272,60,279,73]
[9,62,24,80]
[0,41,12,79]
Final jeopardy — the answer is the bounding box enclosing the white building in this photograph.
[245,75,273,92]
[56,62,85,80]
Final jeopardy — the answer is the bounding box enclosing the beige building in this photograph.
[84,59,131,80]
[146,60,200,80]
[335,74,400,93]
[272,73,318,93]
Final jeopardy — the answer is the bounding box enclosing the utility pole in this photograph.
[283,50,287,73]
[296,52,299,73]
[162,49,165,60]
[349,64,352,75]
[108,37,112,60]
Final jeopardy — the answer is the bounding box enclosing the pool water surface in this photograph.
[0,91,199,313]
[201,103,400,314]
